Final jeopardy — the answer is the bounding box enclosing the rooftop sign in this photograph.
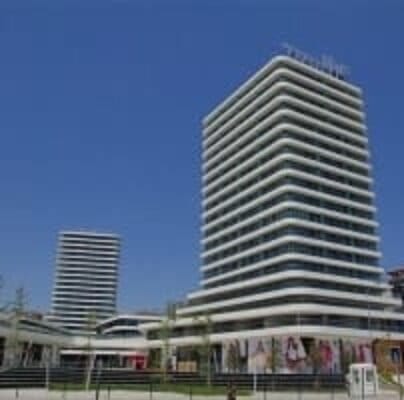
[282,43,349,80]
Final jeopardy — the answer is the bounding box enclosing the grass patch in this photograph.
[49,382,251,396]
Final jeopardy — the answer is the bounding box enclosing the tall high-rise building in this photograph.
[49,231,120,334]
[144,50,404,373]
[180,52,396,320]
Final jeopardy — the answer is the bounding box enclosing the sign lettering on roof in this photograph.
[282,43,349,80]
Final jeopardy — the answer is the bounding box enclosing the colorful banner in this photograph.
[280,336,309,374]
[221,336,371,374]
[248,337,272,373]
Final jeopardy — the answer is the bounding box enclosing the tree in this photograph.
[84,311,98,390]
[6,286,28,368]
[159,302,177,382]
[308,340,323,389]
[270,337,282,373]
[194,313,213,385]
[225,341,239,373]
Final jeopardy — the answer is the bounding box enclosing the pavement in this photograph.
[0,389,400,400]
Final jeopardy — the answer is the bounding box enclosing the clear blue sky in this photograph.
[0,1,403,312]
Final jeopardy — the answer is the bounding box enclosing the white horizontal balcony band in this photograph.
[179,301,403,328]
[55,273,117,279]
[55,282,115,296]
[49,315,84,325]
[51,318,111,325]
[51,308,115,315]
[202,168,375,218]
[55,278,118,289]
[48,320,96,326]
[58,253,118,265]
[202,234,380,272]
[57,262,118,269]
[273,78,363,120]
[204,93,365,163]
[52,299,115,306]
[102,326,140,334]
[204,109,368,181]
[61,230,119,237]
[51,303,115,309]
[204,55,361,133]
[204,149,370,210]
[203,167,374,220]
[282,93,365,132]
[96,315,162,327]
[204,75,364,151]
[204,166,372,220]
[188,270,389,301]
[55,276,117,283]
[204,103,366,174]
[204,126,370,198]
[204,136,370,203]
[60,250,118,257]
[60,239,119,245]
[58,262,117,268]
[147,327,402,348]
[59,253,118,259]
[202,200,377,244]
[60,242,119,248]
[203,114,370,185]
[204,80,364,158]
[178,286,398,315]
[57,260,118,265]
[60,246,118,252]
[202,217,378,259]
[201,254,381,287]
[144,302,401,335]
[56,269,116,273]
[61,236,119,242]
[205,97,292,164]
[203,183,375,233]
[52,300,114,307]
[52,295,115,301]
[56,267,117,273]
[205,79,292,149]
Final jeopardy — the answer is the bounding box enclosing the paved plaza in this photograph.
[0,389,399,400]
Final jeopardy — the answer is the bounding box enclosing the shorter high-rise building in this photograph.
[48,231,120,334]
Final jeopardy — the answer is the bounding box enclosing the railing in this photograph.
[0,367,347,390]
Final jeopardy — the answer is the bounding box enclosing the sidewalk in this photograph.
[0,388,400,400]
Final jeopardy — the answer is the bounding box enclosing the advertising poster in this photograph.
[314,338,341,374]
[280,336,309,374]
[354,341,373,363]
[342,339,373,366]
[248,337,273,373]
[221,336,370,374]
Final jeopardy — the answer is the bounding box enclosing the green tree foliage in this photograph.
[225,341,240,373]
[159,302,177,382]
[194,313,213,385]
[84,311,98,390]
[7,286,28,367]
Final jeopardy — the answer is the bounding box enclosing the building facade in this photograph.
[48,231,120,334]
[388,267,404,310]
[142,52,404,374]
[60,313,162,369]
[0,312,160,370]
